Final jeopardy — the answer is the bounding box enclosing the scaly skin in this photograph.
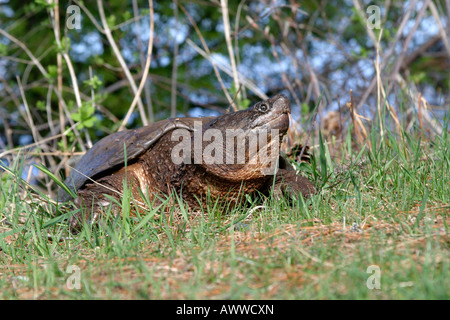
[64,94,316,233]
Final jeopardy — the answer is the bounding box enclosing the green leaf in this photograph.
[36,100,46,111]
[107,15,117,28]
[34,0,56,8]
[0,43,8,56]
[83,117,96,128]
[301,103,310,114]
[47,65,58,79]
[59,37,71,51]
[83,75,103,90]
[70,101,98,130]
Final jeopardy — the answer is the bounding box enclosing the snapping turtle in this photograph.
[58,94,315,232]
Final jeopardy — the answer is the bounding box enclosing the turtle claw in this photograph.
[68,210,88,234]
[68,197,107,234]
[270,169,316,200]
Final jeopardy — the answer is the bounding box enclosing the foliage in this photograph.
[0,0,448,300]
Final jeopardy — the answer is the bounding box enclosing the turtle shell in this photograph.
[57,116,213,202]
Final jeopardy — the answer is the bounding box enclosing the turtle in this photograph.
[58,94,316,233]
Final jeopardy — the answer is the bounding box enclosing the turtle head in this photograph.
[197,94,291,181]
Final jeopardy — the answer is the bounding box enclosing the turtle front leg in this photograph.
[68,167,143,234]
[68,190,114,234]
[268,169,316,200]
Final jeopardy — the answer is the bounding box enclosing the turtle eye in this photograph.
[257,103,269,113]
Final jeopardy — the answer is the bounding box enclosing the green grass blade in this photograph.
[34,163,76,199]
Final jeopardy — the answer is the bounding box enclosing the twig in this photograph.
[355,0,418,111]
[348,90,368,147]
[386,0,431,96]
[221,0,241,109]
[49,2,82,109]
[375,30,384,143]
[0,77,18,148]
[97,0,148,128]
[428,1,450,57]
[418,92,423,133]
[178,2,237,109]
[132,0,154,123]
[73,0,105,33]
[45,84,56,137]
[0,28,48,77]
[268,34,299,106]
[0,122,81,159]
[16,76,40,145]
[185,39,267,100]
[118,0,155,132]
[171,0,180,117]
[234,0,247,100]
[0,27,86,151]
[352,0,379,52]
[396,74,443,135]
[54,0,68,176]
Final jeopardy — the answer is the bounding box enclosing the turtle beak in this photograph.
[271,94,290,115]
[256,95,290,132]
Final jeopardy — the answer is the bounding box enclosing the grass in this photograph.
[0,121,449,299]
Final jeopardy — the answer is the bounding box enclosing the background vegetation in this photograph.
[0,0,448,299]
